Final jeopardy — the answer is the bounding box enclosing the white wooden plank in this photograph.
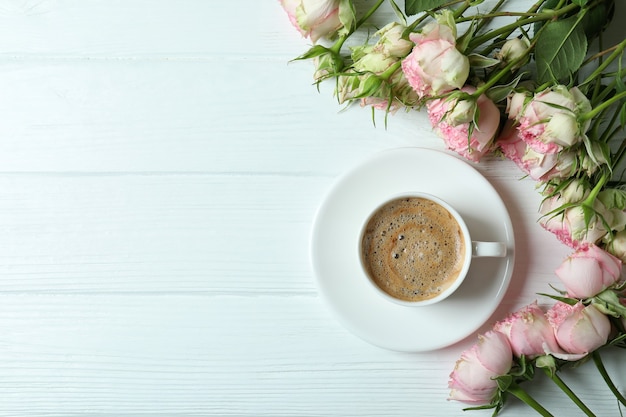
[0,174,322,294]
[0,170,568,301]
[0,0,402,59]
[0,58,438,173]
[0,293,622,416]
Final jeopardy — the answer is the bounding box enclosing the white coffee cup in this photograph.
[358,192,506,307]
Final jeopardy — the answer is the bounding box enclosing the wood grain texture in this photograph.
[0,0,623,415]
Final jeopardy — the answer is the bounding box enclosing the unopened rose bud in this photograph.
[336,71,361,104]
[313,51,344,81]
[496,38,530,69]
[376,22,413,58]
[447,98,477,126]
[543,112,579,148]
[607,229,626,263]
[353,48,396,74]
[506,91,528,119]
[566,203,609,245]
[560,179,588,203]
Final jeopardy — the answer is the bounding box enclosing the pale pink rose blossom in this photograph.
[427,87,499,162]
[494,302,561,359]
[546,302,611,360]
[401,22,469,98]
[498,120,577,181]
[280,0,342,43]
[555,244,623,299]
[448,331,512,405]
[508,86,592,153]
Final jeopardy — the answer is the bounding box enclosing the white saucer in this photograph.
[310,147,515,352]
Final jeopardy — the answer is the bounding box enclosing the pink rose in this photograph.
[494,302,561,359]
[508,86,592,154]
[546,302,611,360]
[498,121,576,181]
[401,22,469,98]
[427,87,499,162]
[448,331,512,405]
[499,121,556,179]
[555,244,623,299]
[280,0,343,43]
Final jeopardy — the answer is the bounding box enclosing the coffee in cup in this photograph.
[359,193,506,306]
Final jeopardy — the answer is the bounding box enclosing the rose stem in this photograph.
[507,382,555,417]
[592,351,626,407]
[543,368,597,417]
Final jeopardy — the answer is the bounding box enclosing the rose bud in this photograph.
[496,37,530,69]
[555,244,622,299]
[607,229,626,263]
[448,331,512,405]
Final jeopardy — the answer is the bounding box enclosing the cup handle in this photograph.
[472,241,507,258]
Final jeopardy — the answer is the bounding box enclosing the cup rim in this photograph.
[357,192,472,307]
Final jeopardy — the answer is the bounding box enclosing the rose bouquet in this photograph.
[280,0,626,415]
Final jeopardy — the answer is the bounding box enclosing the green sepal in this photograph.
[468,53,500,69]
[293,45,333,61]
[591,289,626,318]
[486,73,526,103]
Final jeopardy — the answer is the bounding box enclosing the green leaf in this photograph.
[535,15,588,84]
[573,0,588,5]
[581,0,615,39]
[405,0,447,16]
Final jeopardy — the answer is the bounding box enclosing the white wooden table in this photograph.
[0,1,624,416]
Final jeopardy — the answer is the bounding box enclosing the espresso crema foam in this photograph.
[361,197,466,302]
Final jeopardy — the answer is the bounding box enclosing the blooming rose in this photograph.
[507,86,592,154]
[494,302,561,359]
[280,0,348,43]
[546,302,611,360]
[401,17,469,99]
[498,120,577,181]
[448,331,512,405]
[427,87,499,162]
[555,244,623,299]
